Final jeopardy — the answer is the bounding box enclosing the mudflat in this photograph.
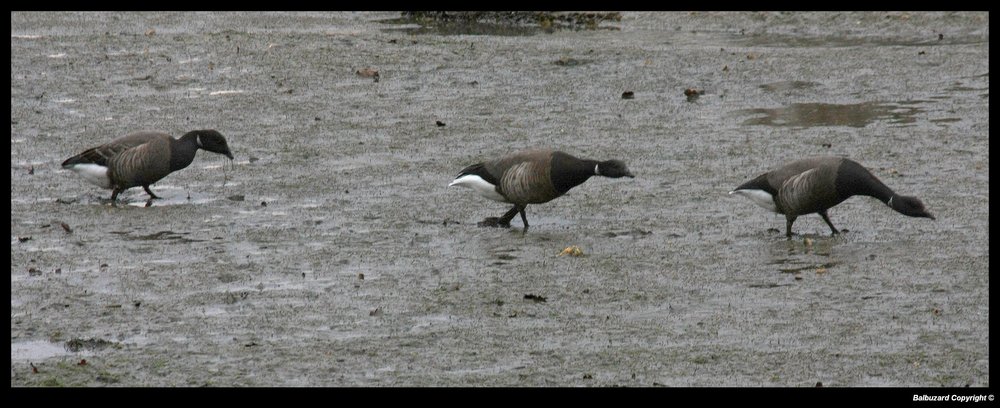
[10,12,989,386]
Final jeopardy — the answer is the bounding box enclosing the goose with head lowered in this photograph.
[730,156,935,237]
[62,129,234,204]
[449,148,634,229]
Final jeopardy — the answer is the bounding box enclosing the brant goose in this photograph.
[62,129,234,203]
[449,149,634,229]
[730,156,935,237]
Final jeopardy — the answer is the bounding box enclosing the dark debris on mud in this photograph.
[403,11,621,28]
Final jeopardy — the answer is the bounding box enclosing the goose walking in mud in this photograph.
[730,156,935,237]
[62,129,234,204]
[449,149,634,229]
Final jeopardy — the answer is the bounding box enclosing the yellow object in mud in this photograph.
[558,246,584,257]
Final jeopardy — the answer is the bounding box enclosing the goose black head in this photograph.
[598,160,634,178]
[193,129,234,160]
[891,195,935,220]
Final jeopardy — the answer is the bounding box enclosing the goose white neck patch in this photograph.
[594,164,600,176]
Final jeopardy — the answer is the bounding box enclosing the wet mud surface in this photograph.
[10,12,989,386]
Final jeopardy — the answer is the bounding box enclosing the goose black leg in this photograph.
[819,211,839,235]
[517,205,529,230]
[110,188,123,206]
[143,185,160,199]
[785,216,797,238]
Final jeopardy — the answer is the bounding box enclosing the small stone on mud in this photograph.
[261,201,267,207]
[684,88,705,103]
[554,56,584,66]
[816,267,827,275]
[358,273,364,280]
[28,267,41,277]
[228,195,245,201]
[583,374,593,379]
[794,272,803,281]
[56,197,77,204]
[621,91,634,99]
[804,237,814,247]
[28,166,34,175]
[356,67,379,78]
[59,222,73,234]
[78,359,87,366]
[524,294,547,303]
[248,156,260,163]
[370,307,382,317]
[436,120,446,127]
[145,28,155,36]
[684,88,701,97]
[17,236,31,242]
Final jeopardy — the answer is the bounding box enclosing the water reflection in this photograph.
[737,102,925,127]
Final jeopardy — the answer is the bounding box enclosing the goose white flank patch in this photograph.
[62,129,234,204]
[731,156,935,237]
[449,148,634,229]
[448,174,507,202]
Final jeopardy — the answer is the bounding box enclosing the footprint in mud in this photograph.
[110,230,204,243]
[603,228,653,239]
[490,248,518,265]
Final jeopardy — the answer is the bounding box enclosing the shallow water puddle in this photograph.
[124,192,218,207]
[10,338,118,362]
[379,12,621,36]
[737,102,925,127]
[10,340,72,361]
